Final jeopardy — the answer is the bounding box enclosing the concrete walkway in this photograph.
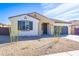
[62,35,79,42]
[46,50,79,56]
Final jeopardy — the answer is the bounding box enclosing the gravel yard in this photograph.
[0,38,79,56]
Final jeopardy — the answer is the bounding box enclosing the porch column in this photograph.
[38,22,42,36]
[68,25,71,35]
[50,24,54,36]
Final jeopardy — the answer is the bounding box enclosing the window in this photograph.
[18,21,25,30]
[18,20,33,31]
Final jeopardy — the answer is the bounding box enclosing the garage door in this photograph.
[61,26,68,35]
[74,28,79,35]
[54,26,68,36]
[0,27,10,35]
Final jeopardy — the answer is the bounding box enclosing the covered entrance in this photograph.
[42,23,48,35]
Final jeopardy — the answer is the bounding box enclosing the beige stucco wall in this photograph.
[71,21,79,35]
[71,25,79,35]
[71,25,75,35]
[9,17,18,37]
[9,15,39,37]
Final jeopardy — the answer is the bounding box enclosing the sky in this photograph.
[0,3,79,24]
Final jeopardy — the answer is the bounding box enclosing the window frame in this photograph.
[18,20,33,31]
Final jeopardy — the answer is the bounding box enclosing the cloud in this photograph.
[55,8,79,18]
[41,3,79,21]
[41,3,62,13]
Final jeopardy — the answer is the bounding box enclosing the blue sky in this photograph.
[0,3,43,24]
[0,3,79,24]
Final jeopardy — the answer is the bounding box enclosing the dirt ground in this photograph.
[0,38,79,56]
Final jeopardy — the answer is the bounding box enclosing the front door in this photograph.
[42,23,48,35]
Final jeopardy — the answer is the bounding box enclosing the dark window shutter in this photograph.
[18,21,25,30]
[29,21,33,30]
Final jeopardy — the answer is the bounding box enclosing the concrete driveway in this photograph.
[46,50,79,56]
[0,36,10,44]
[61,35,79,42]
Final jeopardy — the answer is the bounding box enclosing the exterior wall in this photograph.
[71,21,79,35]
[71,25,75,35]
[71,25,79,35]
[10,18,17,37]
[74,26,79,28]
[68,26,71,34]
[53,23,71,34]
[10,15,39,36]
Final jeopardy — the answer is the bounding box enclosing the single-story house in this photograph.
[9,12,72,37]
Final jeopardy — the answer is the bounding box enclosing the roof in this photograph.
[70,20,79,25]
[9,12,37,18]
[70,20,79,23]
[9,12,70,24]
[52,19,70,24]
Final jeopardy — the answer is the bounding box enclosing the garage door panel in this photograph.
[61,26,68,35]
[54,26,68,36]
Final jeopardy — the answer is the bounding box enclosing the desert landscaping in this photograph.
[0,37,79,56]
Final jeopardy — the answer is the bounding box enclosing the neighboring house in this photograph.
[9,12,71,37]
[0,23,10,35]
[70,20,79,35]
[0,23,8,27]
